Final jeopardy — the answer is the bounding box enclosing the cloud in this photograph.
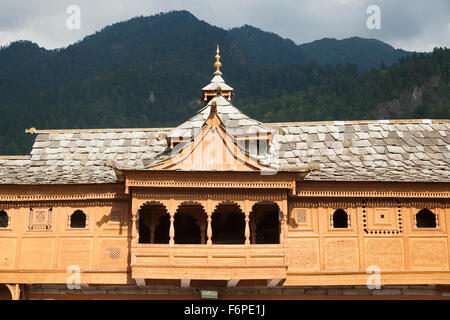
[0,0,448,51]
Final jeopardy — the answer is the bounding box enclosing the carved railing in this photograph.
[131,244,288,280]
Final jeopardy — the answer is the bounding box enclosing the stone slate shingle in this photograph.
[269,120,450,182]
[0,109,448,184]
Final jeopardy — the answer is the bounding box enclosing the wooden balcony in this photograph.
[131,244,288,283]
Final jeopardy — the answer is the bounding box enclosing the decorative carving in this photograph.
[108,247,121,260]
[365,239,403,270]
[0,199,128,210]
[296,181,450,199]
[110,210,122,223]
[28,207,52,230]
[289,240,319,271]
[410,240,448,268]
[288,208,314,231]
[324,239,358,271]
[363,200,402,235]
[125,171,297,192]
[132,187,287,202]
[99,240,127,267]
[0,192,128,202]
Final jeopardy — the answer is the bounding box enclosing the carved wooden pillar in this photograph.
[167,199,178,246]
[279,201,287,245]
[206,213,212,246]
[245,215,250,246]
[279,213,286,245]
[169,211,175,246]
[244,200,250,247]
[131,199,140,247]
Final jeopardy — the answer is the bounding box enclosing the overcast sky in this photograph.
[0,0,449,52]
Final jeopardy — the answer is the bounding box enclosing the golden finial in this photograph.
[214,45,222,75]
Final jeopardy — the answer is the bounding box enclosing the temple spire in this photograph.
[201,45,234,104]
[214,45,222,76]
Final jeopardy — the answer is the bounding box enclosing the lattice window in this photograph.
[110,210,121,223]
[28,207,52,230]
[107,247,120,259]
[297,210,306,224]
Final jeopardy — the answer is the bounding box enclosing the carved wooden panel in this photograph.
[365,238,403,271]
[98,239,128,269]
[324,239,359,271]
[132,266,286,280]
[20,238,55,269]
[288,239,320,271]
[58,238,92,268]
[0,238,16,268]
[410,239,448,269]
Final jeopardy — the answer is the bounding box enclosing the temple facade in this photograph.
[0,48,449,300]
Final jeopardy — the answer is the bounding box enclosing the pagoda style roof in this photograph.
[0,119,449,185]
[169,95,272,140]
[201,74,234,92]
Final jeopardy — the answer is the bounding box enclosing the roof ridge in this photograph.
[0,155,31,160]
[23,119,450,135]
[26,127,174,134]
[265,119,450,126]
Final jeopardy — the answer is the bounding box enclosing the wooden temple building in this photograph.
[0,47,449,300]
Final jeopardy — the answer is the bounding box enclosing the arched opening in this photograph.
[332,209,348,228]
[0,210,8,228]
[212,202,245,244]
[70,210,86,228]
[416,209,437,228]
[138,202,169,244]
[250,202,280,244]
[139,223,150,244]
[174,202,206,244]
[0,285,12,300]
[154,214,170,243]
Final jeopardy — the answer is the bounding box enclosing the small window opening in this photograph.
[416,209,437,228]
[332,209,348,228]
[0,211,8,228]
[70,210,86,228]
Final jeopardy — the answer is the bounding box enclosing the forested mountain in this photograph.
[0,10,448,155]
[299,37,410,70]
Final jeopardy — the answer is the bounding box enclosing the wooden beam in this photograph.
[181,279,191,288]
[135,278,146,287]
[227,280,240,287]
[6,284,20,300]
[267,279,282,287]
